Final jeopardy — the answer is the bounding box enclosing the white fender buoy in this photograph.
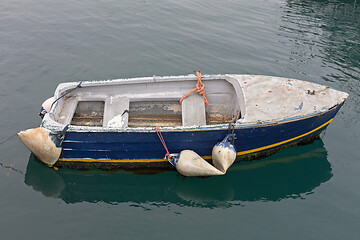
[18,127,62,167]
[39,97,56,118]
[170,150,224,177]
[42,97,56,113]
[212,136,237,173]
[168,134,237,177]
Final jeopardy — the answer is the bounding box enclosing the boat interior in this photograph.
[51,77,243,128]
[48,74,348,129]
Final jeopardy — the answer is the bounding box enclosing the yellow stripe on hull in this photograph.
[58,118,333,164]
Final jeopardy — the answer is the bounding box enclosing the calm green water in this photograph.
[0,0,359,239]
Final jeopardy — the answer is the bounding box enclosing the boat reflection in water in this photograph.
[25,139,332,207]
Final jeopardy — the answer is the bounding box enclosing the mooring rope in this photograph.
[179,71,209,106]
[155,127,171,160]
[0,133,17,145]
[0,133,25,176]
[0,162,25,175]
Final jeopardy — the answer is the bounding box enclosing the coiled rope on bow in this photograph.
[155,127,171,160]
[179,71,209,106]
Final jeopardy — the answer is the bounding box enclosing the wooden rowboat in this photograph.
[18,73,348,170]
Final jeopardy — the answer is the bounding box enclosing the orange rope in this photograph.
[155,127,171,160]
[180,71,209,106]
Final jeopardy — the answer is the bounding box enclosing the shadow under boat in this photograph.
[25,139,332,207]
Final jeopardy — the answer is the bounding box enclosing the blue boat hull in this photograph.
[56,102,344,169]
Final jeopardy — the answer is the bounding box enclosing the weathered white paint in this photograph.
[17,128,61,167]
[104,96,129,127]
[227,75,349,124]
[107,114,125,128]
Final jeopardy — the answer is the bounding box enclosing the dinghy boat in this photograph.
[18,73,348,173]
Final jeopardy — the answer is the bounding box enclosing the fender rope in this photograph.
[155,127,171,160]
[180,71,209,106]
